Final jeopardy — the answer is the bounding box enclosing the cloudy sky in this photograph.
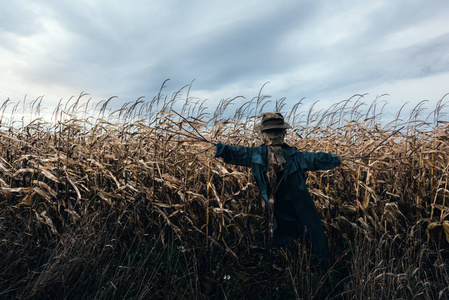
[1,0,449,118]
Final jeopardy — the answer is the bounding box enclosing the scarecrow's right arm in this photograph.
[214,142,252,167]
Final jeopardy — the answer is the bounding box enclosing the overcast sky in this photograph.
[1,0,449,119]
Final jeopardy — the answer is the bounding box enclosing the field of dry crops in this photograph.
[1,89,449,299]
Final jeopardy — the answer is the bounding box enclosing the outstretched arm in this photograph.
[300,152,341,172]
[215,142,253,167]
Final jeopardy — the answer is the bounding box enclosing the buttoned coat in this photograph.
[215,142,340,261]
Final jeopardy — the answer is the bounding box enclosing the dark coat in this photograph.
[215,142,340,261]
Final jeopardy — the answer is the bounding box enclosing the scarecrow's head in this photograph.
[255,112,291,146]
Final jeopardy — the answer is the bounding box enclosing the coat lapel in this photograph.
[251,144,298,177]
[251,144,267,166]
[283,145,299,178]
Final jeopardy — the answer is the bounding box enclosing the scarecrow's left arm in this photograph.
[300,151,341,172]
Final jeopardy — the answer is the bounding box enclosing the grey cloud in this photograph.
[131,2,320,93]
[282,1,449,98]
[0,1,44,36]
[2,0,449,111]
[10,1,196,95]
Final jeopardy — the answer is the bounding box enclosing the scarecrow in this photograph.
[215,112,347,262]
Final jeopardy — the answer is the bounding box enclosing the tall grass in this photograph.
[1,85,448,299]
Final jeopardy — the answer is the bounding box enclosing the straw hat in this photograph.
[254,112,291,131]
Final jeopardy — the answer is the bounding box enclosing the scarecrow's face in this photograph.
[261,128,286,146]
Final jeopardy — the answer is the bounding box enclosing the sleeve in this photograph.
[299,151,341,172]
[214,142,253,167]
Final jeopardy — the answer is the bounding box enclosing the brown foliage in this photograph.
[1,90,448,299]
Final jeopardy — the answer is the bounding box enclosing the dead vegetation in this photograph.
[1,86,448,299]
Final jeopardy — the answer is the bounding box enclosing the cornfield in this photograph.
[1,85,449,299]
